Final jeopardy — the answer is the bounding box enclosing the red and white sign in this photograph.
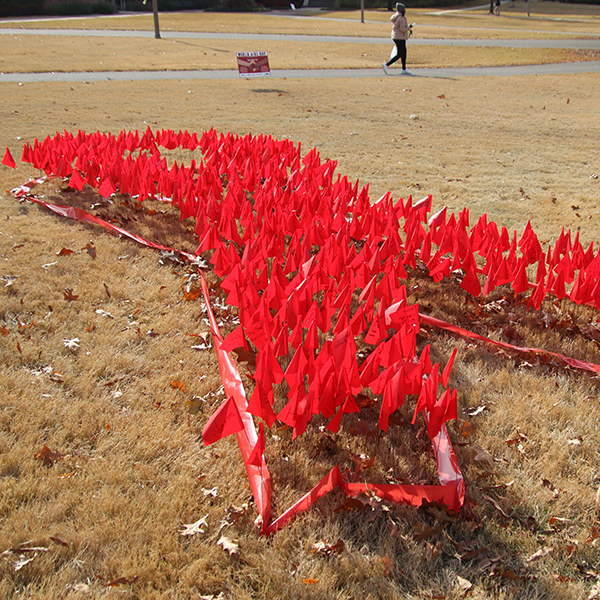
[237,51,271,78]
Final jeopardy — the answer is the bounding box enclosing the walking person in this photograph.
[382,3,412,75]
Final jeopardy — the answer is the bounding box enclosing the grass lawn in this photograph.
[1,5,600,599]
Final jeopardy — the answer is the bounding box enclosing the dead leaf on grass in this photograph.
[2,544,49,571]
[183,286,203,301]
[179,515,208,536]
[311,539,345,557]
[171,380,186,392]
[49,536,69,547]
[455,574,473,591]
[35,444,64,466]
[382,554,394,577]
[471,444,494,468]
[83,243,96,259]
[525,547,553,562]
[334,497,366,514]
[219,503,249,530]
[217,535,240,556]
[413,522,445,542]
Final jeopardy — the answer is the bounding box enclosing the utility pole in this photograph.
[152,0,161,39]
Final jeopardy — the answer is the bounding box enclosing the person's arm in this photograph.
[398,16,410,35]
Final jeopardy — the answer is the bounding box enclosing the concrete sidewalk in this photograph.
[1,27,600,50]
[2,60,599,83]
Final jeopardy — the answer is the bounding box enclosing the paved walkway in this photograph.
[1,27,599,49]
[1,17,599,82]
[3,60,599,83]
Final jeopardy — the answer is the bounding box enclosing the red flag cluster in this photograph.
[15,127,597,532]
[19,128,463,443]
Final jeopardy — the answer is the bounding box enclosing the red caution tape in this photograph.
[420,313,600,375]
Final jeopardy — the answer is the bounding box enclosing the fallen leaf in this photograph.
[232,347,257,367]
[217,535,240,556]
[334,497,366,514]
[382,554,394,577]
[348,419,377,438]
[106,575,138,587]
[455,574,472,591]
[179,515,208,536]
[84,243,97,259]
[63,289,79,301]
[471,444,494,467]
[183,286,203,301]
[525,547,553,562]
[426,540,442,561]
[35,445,64,466]
[171,380,186,392]
[413,522,445,542]
[483,495,511,520]
[2,275,18,287]
[56,247,74,256]
[49,536,69,547]
[348,452,374,476]
[63,338,80,350]
[311,539,345,556]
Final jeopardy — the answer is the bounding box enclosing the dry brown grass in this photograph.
[2,7,600,600]
[0,34,588,72]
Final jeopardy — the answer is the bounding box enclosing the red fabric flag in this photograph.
[379,365,405,432]
[247,422,266,467]
[247,385,277,428]
[273,325,289,357]
[364,314,386,345]
[527,279,546,311]
[326,405,344,433]
[220,325,250,352]
[68,169,86,191]
[318,371,337,418]
[439,347,457,388]
[413,364,438,424]
[97,177,116,198]
[460,251,481,297]
[512,259,530,295]
[428,388,457,439]
[2,147,16,169]
[202,396,244,446]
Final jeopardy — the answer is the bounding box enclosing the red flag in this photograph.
[439,347,457,387]
[247,386,277,429]
[511,260,530,295]
[219,325,249,352]
[379,365,405,432]
[247,422,266,467]
[427,388,457,439]
[98,177,116,198]
[2,147,16,169]
[68,169,86,191]
[202,396,244,446]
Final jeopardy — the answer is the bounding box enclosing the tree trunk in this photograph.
[152,0,161,39]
